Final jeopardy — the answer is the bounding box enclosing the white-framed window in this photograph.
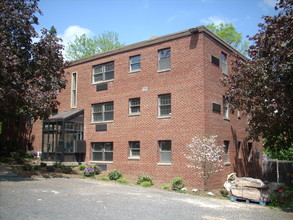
[92,102,114,122]
[130,55,141,72]
[158,140,171,163]
[158,94,171,117]
[158,48,170,71]
[221,52,227,75]
[71,72,77,108]
[223,140,230,162]
[129,141,140,158]
[223,97,229,119]
[92,142,113,161]
[129,98,140,115]
[93,61,114,84]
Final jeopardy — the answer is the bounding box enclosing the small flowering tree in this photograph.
[184,134,224,191]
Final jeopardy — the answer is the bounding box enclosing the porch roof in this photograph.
[48,109,84,121]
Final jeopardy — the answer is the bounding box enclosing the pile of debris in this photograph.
[224,173,270,202]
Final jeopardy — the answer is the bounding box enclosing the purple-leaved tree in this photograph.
[0,0,67,152]
[184,135,224,191]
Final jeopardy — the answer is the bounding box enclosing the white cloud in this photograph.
[58,25,93,48]
[58,25,93,60]
[167,16,176,23]
[263,0,277,7]
[200,16,230,26]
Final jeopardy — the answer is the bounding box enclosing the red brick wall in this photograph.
[31,32,262,189]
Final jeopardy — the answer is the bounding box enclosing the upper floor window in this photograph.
[158,140,171,163]
[92,142,113,161]
[92,102,114,122]
[130,55,141,72]
[221,52,227,75]
[129,98,140,115]
[158,94,171,117]
[158,48,170,71]
[93,61,114,84]
[223,97,229,120]
[71,72,77,108]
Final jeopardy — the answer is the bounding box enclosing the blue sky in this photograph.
[36,0,278,53]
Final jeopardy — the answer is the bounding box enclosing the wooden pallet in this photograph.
[230,196,267,205]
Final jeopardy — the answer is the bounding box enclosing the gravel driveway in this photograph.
[0,167,292,220]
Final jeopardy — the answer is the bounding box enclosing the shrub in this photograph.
[84,167,95,177]
[116,178,129,184]
[26,151,35,158]
[140,181,152,187]
[108,169,122,181]
[62,166,73,174]
[171,177,185,191]
[137,175,153,185]
[53,162,64,168]
[46,166,55,172]
[22,164,32,171]
[220,189,229,197]
[99,177,110,181]
[33,165,41,170]
[93,164,101,175]
[163,185,171,190]
[78,164,86,171]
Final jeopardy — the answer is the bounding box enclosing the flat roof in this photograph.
[67,25,246,68]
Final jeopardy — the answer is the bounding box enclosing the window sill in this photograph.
[128,113,140,117]
[89,161,113,164]
[157,69,171,73]
[224,162,231,166]
[158,115,171,119]
[91,120,114,124]
[92,79,114,85]
[128,157,140,160]
[157,162,171,166]
[129,70,140,74]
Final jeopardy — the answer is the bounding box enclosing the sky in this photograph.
[36,0,279,53]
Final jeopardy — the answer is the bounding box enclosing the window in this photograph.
[158,140,171,163]
[92,142,113,161]
[92,102,114,122]
[223,141,230,162]
[158,48,170,71]
[237,141,242,159]
[129,98,140,115]
[221,52,227,75]
[93,62,114,83]
[71,72,77,108]
[248,143,253,162]
[129,141,140,158]
[223,97,229,119]
[158,94,171,117]
[211,55,220,67]
[130,55,141,72]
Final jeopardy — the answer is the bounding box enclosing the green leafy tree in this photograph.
[66,31,124,60]
[207,23,249,55]
[222,0,293,153]
[0,0,66,152]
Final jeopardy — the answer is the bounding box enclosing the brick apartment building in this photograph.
[31,26,262,189]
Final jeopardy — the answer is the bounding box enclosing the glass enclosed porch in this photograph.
[42,109,85,162]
